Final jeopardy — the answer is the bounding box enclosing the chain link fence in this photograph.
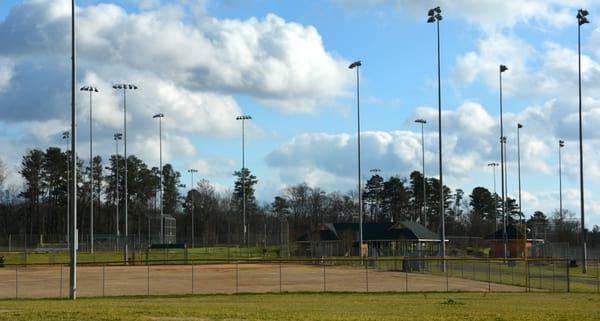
[0,257,598,299]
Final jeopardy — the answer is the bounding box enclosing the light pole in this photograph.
[113,133,122,241]
[487,163,499,196]
[559,140,565,221]
[487,162,500,230]
[80,86,98,253]
[415,119,427,226]
[501,135,508,260]
[188,169,198,248]
[69,0,77,300]
[104,165,115,247]
[427,6,445,267]
[62,131,70,247]
[517,124,525,258]
[113,83,138,263]
[517,124,523,220]
[153,113,164,243]
[577,8,589,273]
[499,64,509,261]
[349,60,364,260]
[236,115,251,247]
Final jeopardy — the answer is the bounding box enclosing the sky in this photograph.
[1,0,600,226]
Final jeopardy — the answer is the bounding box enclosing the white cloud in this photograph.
[0,1,348,113]
[0,0,350,190]
[0,58,12,93]
[188,157,236,179]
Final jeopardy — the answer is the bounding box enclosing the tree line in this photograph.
[0,147,598,249]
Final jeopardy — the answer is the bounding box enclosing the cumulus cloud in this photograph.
[0,0,348,186]
[0,1,348,113]
[266,101,504,186]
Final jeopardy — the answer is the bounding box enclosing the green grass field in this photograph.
[0,293,599,321]
[0,246,286,265]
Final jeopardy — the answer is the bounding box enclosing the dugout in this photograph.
[146,242,188,263]
[296,221,442,258]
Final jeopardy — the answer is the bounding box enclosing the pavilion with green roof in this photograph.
[296,221,442,257]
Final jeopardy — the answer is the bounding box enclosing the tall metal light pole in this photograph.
[559,140,565,221]
[69,0,77,300]
[80,86,98,253]
[501,135,508,260]
[487,163,499,196]
[577,8,589,273]
[517,124,525,258]
[188,169,198,248]
[153,113,164,243]
[415,119,427,226]
[349,60,364,260]
[517,124,523,220]
[427,6,445,268]
[487,162,500,230]
[113,133,122,241]
[499,64,509,261]
[113,83,137,263]
[62,131,70,247]
[236,115,251,247]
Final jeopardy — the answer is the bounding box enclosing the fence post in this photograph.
[365,258,369,293]
[8,234,11,252]
[323,261,326,292]
[538,263,542,289]
[279,261,282,293]
[15,265,18,299]
[487,258,491,292]
[147,264,150,296]
[445,259,449,292]
[236,263,239,293]
[566,260,570,293]
[59,264,63,298]
[596,260,599,293]
[191,264,195,295]
[100,264,105,297]
[405,260,408,292]
[552,259,555,292]
[525,259,529,292]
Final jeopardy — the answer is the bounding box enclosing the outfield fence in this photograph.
[0,257,598,299]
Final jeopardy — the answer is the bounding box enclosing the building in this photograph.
[296,221,442,257]
[485,225,537,258]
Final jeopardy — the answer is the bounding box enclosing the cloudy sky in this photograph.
[1,0,600,226]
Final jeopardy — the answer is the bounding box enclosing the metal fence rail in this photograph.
[0,257,598,299]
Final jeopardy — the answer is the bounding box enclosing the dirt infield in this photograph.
[0,263,528,298]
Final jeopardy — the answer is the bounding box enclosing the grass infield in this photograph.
[0,292,599,321]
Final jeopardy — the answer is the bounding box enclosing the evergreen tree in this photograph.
[363,173,384,222]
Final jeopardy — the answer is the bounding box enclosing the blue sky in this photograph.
[1,0,600,227]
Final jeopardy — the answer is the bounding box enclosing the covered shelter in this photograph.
[296,221,442,257]
[485,225,538,258]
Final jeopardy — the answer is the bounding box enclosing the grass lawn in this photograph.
[0,292,599,321]
[0,246,287,265]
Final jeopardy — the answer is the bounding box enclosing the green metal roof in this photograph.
[297,221,440,242]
